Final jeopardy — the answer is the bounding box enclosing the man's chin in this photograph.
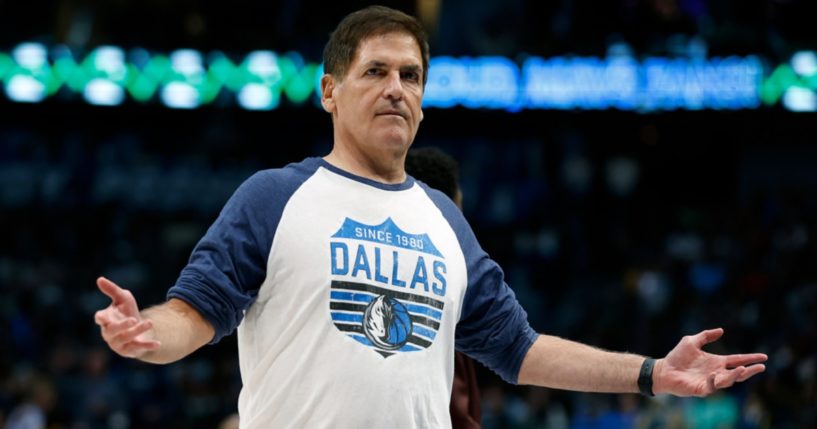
[375,129,412,149]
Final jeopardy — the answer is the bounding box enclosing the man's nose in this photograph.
[382,71,404,100]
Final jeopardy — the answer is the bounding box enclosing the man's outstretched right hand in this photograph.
[94,276,161,358]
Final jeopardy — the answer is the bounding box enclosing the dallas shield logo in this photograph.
[328,217,447,358]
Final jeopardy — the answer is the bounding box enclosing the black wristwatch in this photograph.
[638,358,656,396]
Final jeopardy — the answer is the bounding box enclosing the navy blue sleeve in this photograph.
[167,160,317,343]
[420,184,539,384]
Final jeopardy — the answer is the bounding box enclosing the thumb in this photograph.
[691,328,724,349]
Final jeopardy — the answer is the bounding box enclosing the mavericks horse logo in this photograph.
[363,295,413,350]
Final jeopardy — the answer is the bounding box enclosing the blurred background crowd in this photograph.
[1,0,816,428]
[2,0,816,58]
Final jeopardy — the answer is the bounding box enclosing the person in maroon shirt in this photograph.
[406,147,482,428]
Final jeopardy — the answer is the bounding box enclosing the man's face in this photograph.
[321,32,424,162]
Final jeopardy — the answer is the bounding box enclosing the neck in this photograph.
[324,143,407,184]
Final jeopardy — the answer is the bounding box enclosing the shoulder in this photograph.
[232,158,323,202]
[413,180,470,235]
[245,158,322,189]
[414,181,460,215]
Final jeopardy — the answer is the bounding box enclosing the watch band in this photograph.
[638,358,656,396]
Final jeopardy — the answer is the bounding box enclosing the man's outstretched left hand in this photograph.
[653,328,767,397]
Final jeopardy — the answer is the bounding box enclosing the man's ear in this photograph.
[320,74,336,113]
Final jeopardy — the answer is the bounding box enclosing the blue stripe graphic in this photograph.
[330,291,375,303]
[399,344,421,352]
[412,325,437,340]
[331,312,363,323]
[406,303,442,320]
[349,334,421,352]
[331,291,442,321]
[334,313,437,340]
[351,334,371,347]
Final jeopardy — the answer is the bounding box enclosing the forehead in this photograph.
[352,32,423,67]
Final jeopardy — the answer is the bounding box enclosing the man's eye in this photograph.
[366,68,381,75]
[402,72,420,81]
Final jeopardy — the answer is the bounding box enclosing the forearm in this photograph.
[138,298,215,364]
[517,334,645,393]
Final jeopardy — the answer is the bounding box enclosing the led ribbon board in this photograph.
[0,43,814,112]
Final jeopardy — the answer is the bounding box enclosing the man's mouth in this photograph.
[376,110,406,119]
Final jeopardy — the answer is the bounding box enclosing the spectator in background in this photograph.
[4,372,56,429]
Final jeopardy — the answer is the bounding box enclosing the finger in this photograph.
[725,353,768,368]
[95,306,131,324]
[95,309,114,326]
[100,319,137,345]
[110,320,154,349]
[97,277,128,304]
[713,367,745,389]
[97,277,140,317]
[118,339,161,358]
[712,370,737,390]
[110,320,153,348]
[736,364,766,382]
[692,328,724,348]
[100,317,139,341]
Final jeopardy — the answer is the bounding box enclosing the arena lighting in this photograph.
[4,43,48,102]
[84,78,125,106]
[784,51,817,112]
[2,42,812,112]
[161,81,200,109]
[5,74,45,102]
[274,52,320,104]
[237,83,274,110]
[241,50,282,109]
[520,56,640,110]
[93,46,127,80]
[782,87,816,112]
[762,51,817,112]
[170,49,205,76]
[424,56,521,110]
[83,46,126,105]
[11,42,47,69]
[792,51,817,75]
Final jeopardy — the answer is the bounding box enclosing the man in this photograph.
[405,147,480,428]
[405,147,463,209]
[94,6,767,428]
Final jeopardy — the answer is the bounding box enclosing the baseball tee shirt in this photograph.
[167,157,537,428]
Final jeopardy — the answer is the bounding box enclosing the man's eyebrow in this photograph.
[362,61,422,73]
[400,64,422,73]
